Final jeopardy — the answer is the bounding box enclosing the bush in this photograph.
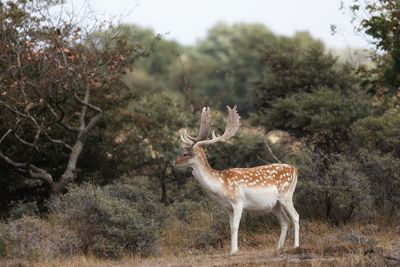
[258,87,371,139]
[293,150,372,224]
[351,109,400,156]
[357,150,400,218]
[0,216,81,260]
[163,200,229,252]
[49,182,168,257]
[8,200,39,220]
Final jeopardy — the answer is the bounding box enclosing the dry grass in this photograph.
[2,220,400,267]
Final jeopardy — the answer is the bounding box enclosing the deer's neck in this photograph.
[191,150,222,194]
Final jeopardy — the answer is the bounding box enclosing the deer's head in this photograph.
[173,106,241,168]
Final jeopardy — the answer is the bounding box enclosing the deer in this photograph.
[173,106,300,255]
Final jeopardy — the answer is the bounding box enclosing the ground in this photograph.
[2,221,399,266]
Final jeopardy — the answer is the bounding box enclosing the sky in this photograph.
[71,0,370,49]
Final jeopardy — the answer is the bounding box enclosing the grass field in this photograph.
[2,220,399,267]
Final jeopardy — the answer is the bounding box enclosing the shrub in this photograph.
[49,182,168,257]
[8,200,39,220]
[163,200,229,252]
[351,109,400,156]
[357,150,400,218]
[293,150,372,224]
[258,87,371,139]
[0,216,81,260]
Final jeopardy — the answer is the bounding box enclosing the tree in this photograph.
[258,87,371,151]
[193,23,277,114]
[111,88,191,204]
[0,0,143,194]
[348,0,400,106]
[251,37,355,111]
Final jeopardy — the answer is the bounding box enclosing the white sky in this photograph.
[71,0,369,49]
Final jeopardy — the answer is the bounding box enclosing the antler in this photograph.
[181,107,211,145]
[195,105,241,147]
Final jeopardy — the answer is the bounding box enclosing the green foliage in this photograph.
[256,87,371,150]
[361,1,400,92]
[99,24,183,80]
[293,150,372,224]
[104,88,190,203]
[351,109,400,155]
[49,182,168,257]
[251,39,355,110]
[188,23,277,113]
[207,125,288,170]
[357,150,400,216]
[349,0,400,104]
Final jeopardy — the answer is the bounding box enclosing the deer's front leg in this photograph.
[228,203,243,255]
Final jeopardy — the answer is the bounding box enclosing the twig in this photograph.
[73,89,102,113]
[264,138,282,163]
[45,132,72,150]
[0,129,12,145]
[256,154,271,164]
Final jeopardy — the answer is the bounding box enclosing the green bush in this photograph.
[49,182,168,257]
[351,109,400,156]
[0,216,81,260]
[293,150,372,224]
[258,87,371,137]
[357,150,400,217]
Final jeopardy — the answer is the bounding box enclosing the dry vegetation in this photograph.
[2,220,399,267]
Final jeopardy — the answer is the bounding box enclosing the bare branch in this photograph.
[14,133,39,150]
[73,88,102,113]
[45,132,72,150]
[0,129,12,145]
[0,100,29,119]
[263,138,282,164]
[0,151,26,168]
[49,102,80,132]
[0,150,55,189]
[84,111,102,133]
[79,85,90,128]
[0,100,41,129]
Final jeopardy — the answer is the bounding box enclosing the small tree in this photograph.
[0,0,143,194]
[347,0,400,106]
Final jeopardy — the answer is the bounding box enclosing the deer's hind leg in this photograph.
[279,198,300,248]
[272,202,290,251]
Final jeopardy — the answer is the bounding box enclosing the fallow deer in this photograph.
[173,106,300,255]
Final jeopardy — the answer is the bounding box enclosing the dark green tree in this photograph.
[193,23,277,113]
[251,38,355,110]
